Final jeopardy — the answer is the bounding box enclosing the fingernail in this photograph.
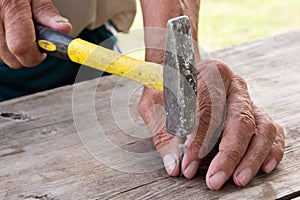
[209,171,227,190]
[163,154,177,175]
[183,161,199,179]
[53,16,69,23]
[236,168,252,186]
[264,158,277,174]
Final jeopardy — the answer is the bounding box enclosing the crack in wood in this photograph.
[0,146,25,158]
[276,190,300,200]
[40,128,58,135]
[1,119,73,136]
[22,194,57,200]
[0,112,31,121]
[105,177,169,199]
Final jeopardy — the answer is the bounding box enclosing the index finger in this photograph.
[138,88,182,176]
[2,0,45,67]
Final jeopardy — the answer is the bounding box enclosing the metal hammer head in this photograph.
[163,16,197,137]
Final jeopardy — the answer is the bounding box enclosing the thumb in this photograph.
[31,0,72,34]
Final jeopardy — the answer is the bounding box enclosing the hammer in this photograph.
[163,16,197,174]
[36,16,197,168]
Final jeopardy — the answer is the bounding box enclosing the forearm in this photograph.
[140,0,200,63]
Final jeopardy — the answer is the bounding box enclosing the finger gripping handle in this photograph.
[35,25,74,60]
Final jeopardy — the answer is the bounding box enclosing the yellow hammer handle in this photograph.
[36,25,163,91]
[68,39,163,91]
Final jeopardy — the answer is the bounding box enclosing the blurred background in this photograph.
[119,0,299,52]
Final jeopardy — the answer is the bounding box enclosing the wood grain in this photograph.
[0,30,300,199]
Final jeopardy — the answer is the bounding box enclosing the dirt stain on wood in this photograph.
[0,146,25,158]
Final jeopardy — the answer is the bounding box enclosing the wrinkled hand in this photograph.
[0,0,71,68]
[138,59,285,190]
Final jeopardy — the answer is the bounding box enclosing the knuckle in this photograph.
[8,41,30,56]
[33,0,58,17]
[212,59,233,91]
[6,42,42,67]
[1,0,28,18]
[272,145,284,162]
[277,148,284,160]
[138,90,163,113]
[152,129,174,150]
[198,59,233,78]
[274,133,285,150]
[253,150,266,162]
[196,59,233,92]
[269,129,285,161]
[246,149,266,164]
[237,113,256,131]
[186,141,201,156]
[138,97,150,114]
[1,0,11,10]
[9,63,23,69]
[221,149,243,164]
[212,59,232,76]
[259,120,277,141]
[212,60,233,93]
[0,50,23,69]
[232,75,248,91]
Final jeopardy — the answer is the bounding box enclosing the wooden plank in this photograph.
[0,30,300,199]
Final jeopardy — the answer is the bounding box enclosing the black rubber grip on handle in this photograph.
[35,25,74,60]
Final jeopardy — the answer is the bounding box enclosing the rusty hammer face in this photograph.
[163,16,197,138]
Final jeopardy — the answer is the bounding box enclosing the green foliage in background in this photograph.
[126,0,299,52]
[199,0,300,50]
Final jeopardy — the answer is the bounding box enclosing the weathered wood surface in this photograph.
[0,30,300,200]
